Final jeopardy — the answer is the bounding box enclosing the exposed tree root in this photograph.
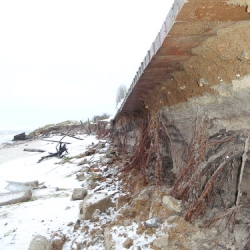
[184,149,242,222]
[116,111,174,185]
[113,110,250,228]
[170,120,248,225]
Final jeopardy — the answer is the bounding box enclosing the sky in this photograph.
[0,0,173,131]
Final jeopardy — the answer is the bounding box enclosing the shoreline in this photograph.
[0,132,103,249]
[0,130,32,148]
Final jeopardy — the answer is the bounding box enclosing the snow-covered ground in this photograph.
[0,134,111,249]
[0,133,184,250]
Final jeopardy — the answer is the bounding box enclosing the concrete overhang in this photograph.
[116,0,250,117]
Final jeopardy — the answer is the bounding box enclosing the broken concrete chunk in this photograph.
[83,148,95,156]
[5,180,38,192]
[162,195,182,212]
[13,132,27,141]
[71,188,88,200]
[241,49,249,59]
[104,227,114,250]
[123,237,133,249]
[106,159,113,164]
[98,141,106,149]
[28,235,52,250]
[79,192,112,220]
[25,180,39,188]
[92,209,101,222]
[116,194,131,210]
[153,234,169,249]
[76,172,85,181]
[0,190,32,206]
[131,247,141,250]
[5,181,31,192]
[199,78,210,86]
[77,158,88,166]
[144,217,163,228]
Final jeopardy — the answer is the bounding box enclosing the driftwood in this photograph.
[24,148,46,153]
[60,123,77,142]
[80,120,91,135]
[37,142,68,163]
[38,123,78,163]
[60,133,83,140]
[43,139,71,144]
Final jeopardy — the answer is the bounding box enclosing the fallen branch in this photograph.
[42,139,71,144]
[80,120,91,135]
[60,133,84,140]
[59,123,77,142]
[24,148,46,153]
[37,143,68,163]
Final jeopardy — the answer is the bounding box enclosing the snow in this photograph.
[110,223,157,249]
[0,191,27,203]
[0,134,100,249]
[0,133,173,249]
[116,97,125,111]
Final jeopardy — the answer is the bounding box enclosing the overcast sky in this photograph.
[0,0,173,130]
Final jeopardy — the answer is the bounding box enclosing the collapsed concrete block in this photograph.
[79,192,112,220]
[123,237,133,249]
[13,132,26,141]
[76,172,85,181]
[71,188,88,200]
[0,190,32,206]
[28,235,52,250]
[116,194,131,210]
[144,217,163,228]
[25,180,39,188]
[104,227,114,250]
[153,234,169,249]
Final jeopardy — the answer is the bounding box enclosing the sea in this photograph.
[0,130,32,148]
